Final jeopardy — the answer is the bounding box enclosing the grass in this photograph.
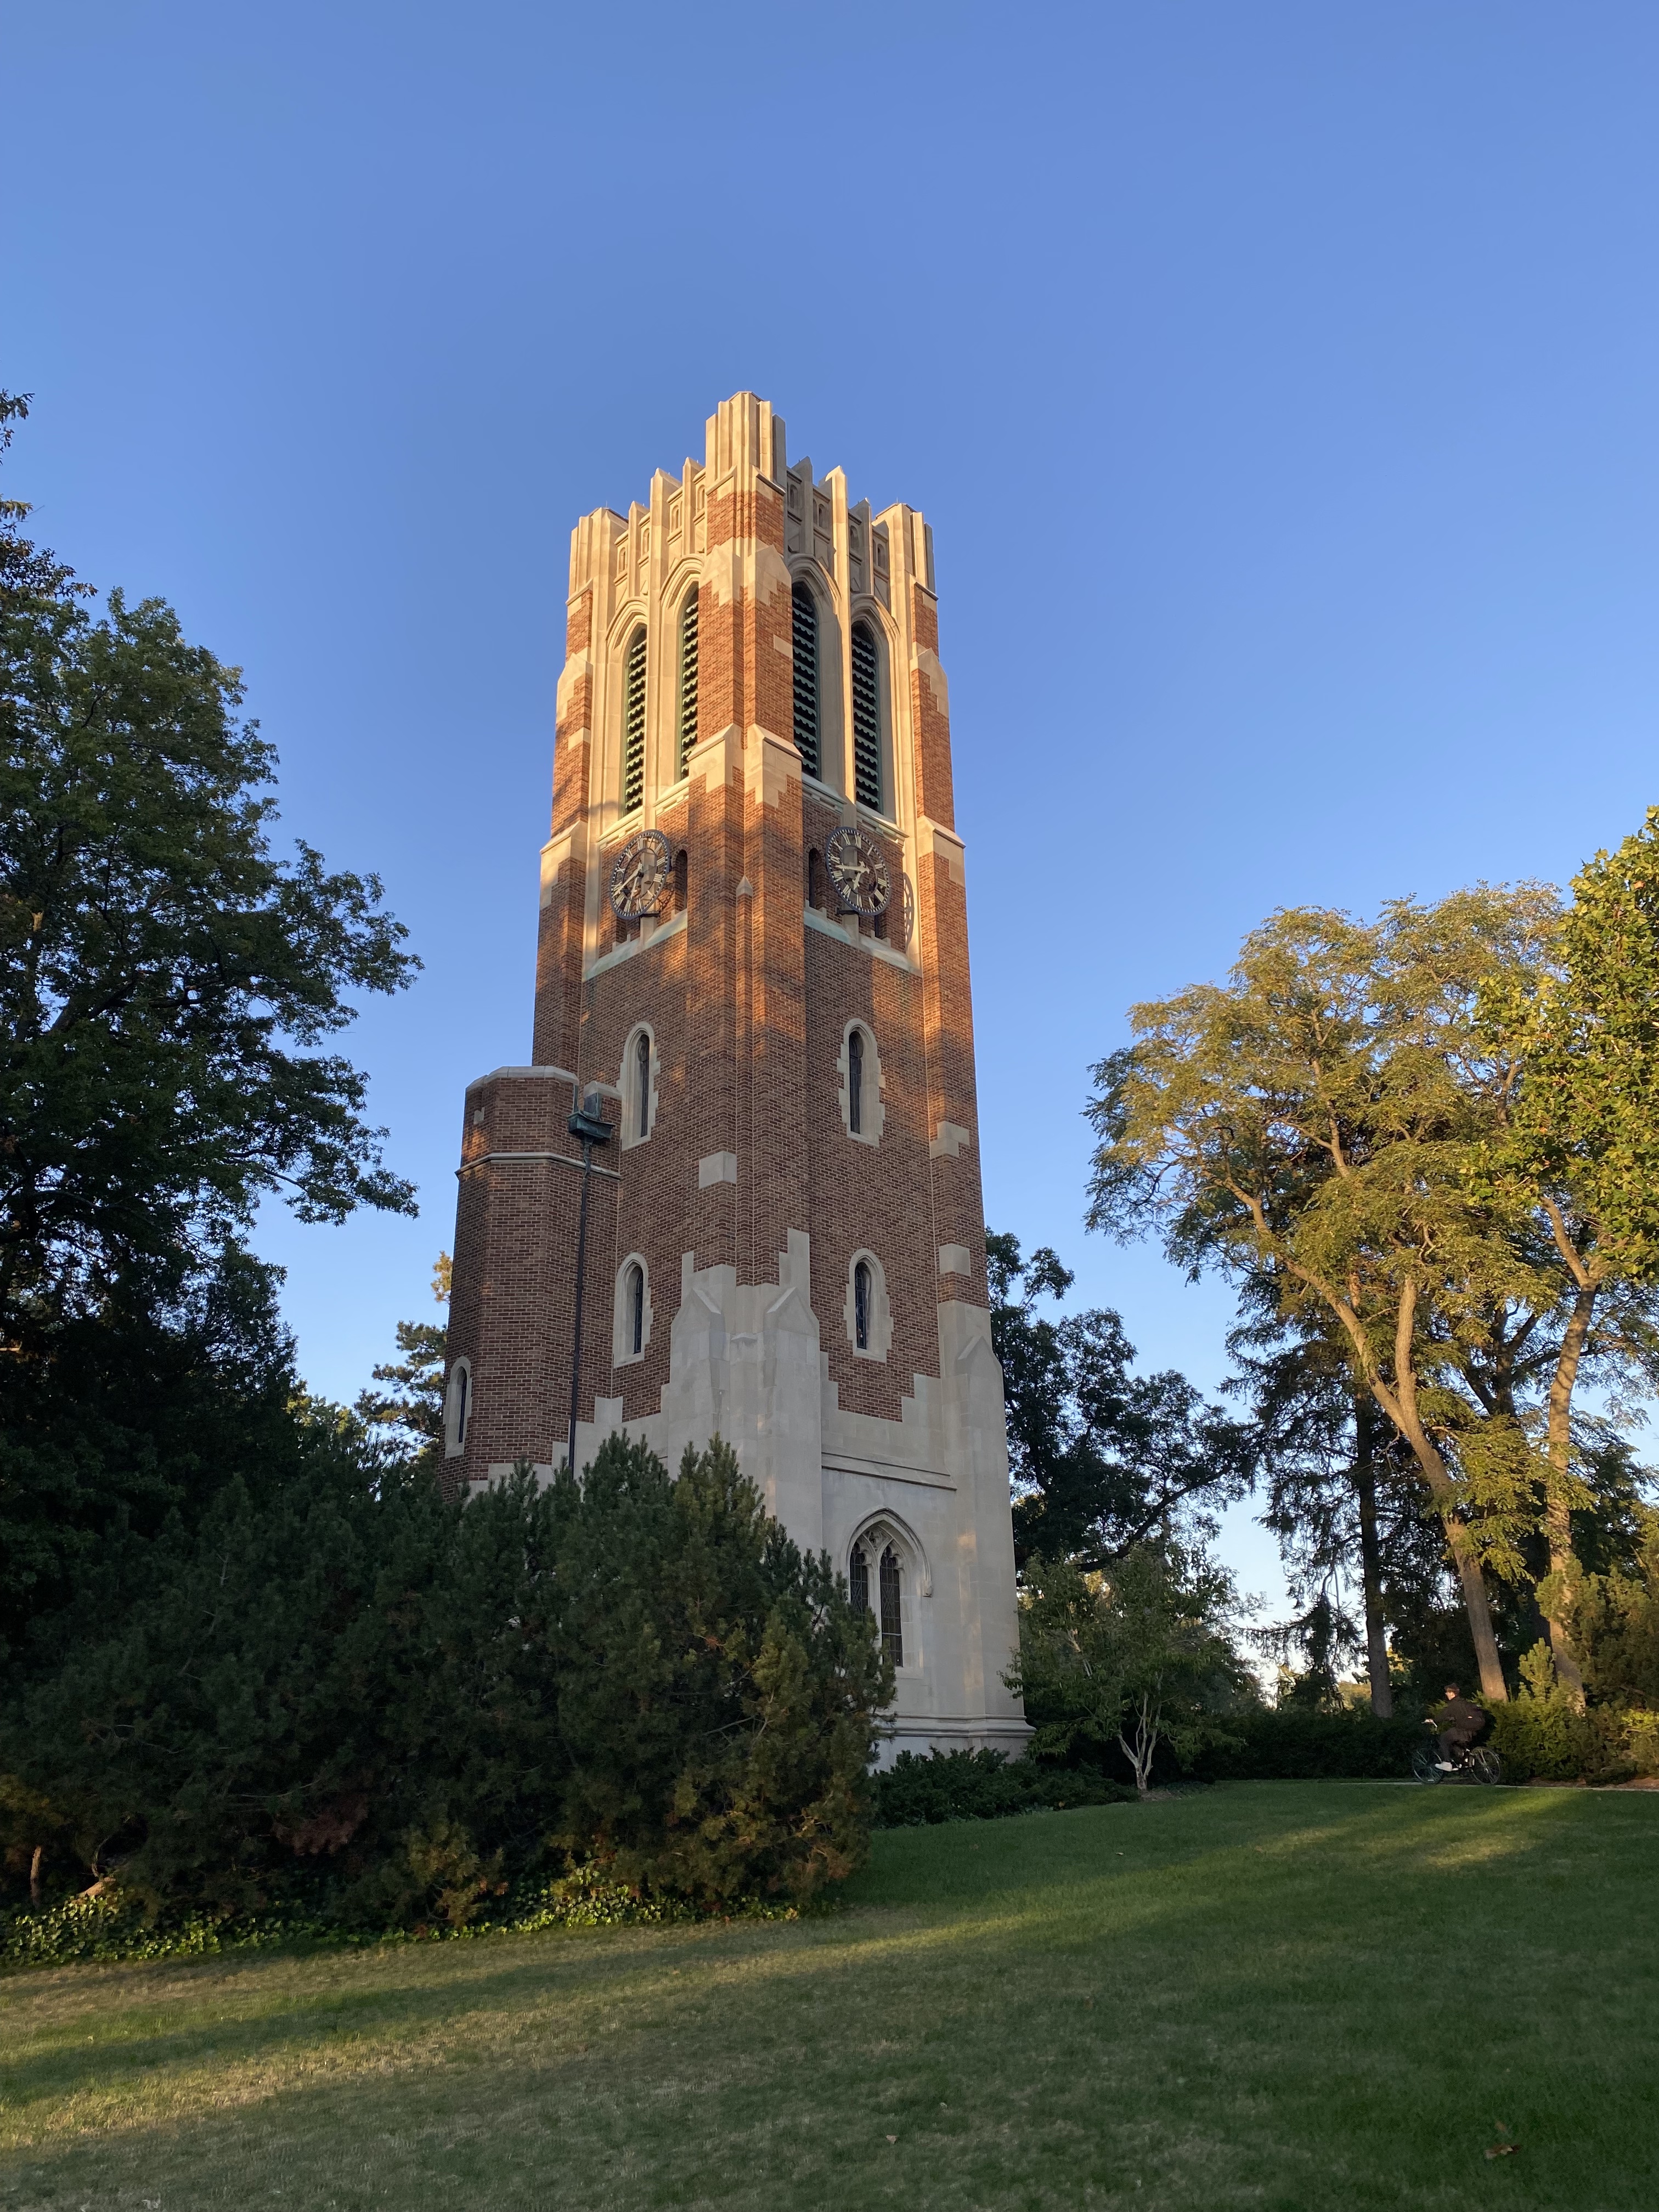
[2,1781,1655,2211]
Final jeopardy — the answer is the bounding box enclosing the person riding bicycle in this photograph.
[1435,1683,1488,1771]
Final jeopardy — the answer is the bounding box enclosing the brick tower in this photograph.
[443,393,1027,1759]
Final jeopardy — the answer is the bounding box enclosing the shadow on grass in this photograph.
[5,1785,1659,2211]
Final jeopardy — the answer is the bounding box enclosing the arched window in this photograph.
[850,619,883,811]
[444,1358,472,1459]
[634,1030,651,1141]
[850,1542,870,1618]
[622,627,647,813]
[622,1025,654,1149]
[677,588,698,775]
[613,1253,652,1365]
[840,1023,884,1144]
[879,1545,903,1666]
[845,1249,891,1359]
[792,582,820,778]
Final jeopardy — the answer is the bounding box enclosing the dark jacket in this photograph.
[1438,1695,1487,1742]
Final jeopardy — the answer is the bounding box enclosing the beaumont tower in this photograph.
[443,393,1028,1759]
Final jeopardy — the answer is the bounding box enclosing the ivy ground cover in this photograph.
[3,1781,1655,2211]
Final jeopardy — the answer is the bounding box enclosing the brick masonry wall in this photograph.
[445,1071,622,1493]
[910,583,956,831]
[453,404,991,1481]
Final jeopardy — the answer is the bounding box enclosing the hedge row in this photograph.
[871,1749,1134,1826]
[1487,1699,1659,1785]
[1193,1706,1427,1780]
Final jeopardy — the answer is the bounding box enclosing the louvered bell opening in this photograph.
[677,589,698,775]
[792,583,820,778]
[622,628,647,814]
[851,620,882,811]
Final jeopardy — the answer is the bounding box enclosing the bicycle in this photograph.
[1410,1726,1502,1786]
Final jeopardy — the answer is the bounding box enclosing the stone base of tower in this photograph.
[473,1231,1031,1766]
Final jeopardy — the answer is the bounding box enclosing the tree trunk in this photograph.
[30,1844,42,1908]
[1368,1390,1508,1703]
[1353,1392,1393,1717]
[1542,1268,1598,1709]
[1446,1521,1508,1703]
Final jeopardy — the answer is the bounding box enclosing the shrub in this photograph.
[871,1748,1133,1827]
[1193,1704,1425,1780]
[1,1435,888,1927]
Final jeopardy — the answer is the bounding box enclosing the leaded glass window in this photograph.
[879,1545,903,1667]
[850,1543,870,1618]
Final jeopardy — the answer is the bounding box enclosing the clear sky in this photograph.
[8,2,1658,1618]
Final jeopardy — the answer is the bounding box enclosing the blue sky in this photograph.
[8,2,1658,1614]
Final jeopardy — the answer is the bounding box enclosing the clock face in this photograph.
[896,872,916,950]
[826,824,891,917]
[609,829,673,919]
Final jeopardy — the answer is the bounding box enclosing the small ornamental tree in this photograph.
[1009,1547,1246,1794]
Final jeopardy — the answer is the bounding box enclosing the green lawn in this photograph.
[2,1781,1655,2211]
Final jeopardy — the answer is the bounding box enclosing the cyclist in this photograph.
[1435,1682,1488,1771]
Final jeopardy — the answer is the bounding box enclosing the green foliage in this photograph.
[1086,892,1558,1578]
[1010,1547,1249,1791]
[0,1243,326,1658]
[1193,1704,1426,1780]
[354,1255,451,1460]
[1,1434,888,1927]
[1490,806,1659,1285]
[988,1230,1254,1566]
[870,1748,1133,1827]
[0,392,418,1356]
[0,1863,803,1975]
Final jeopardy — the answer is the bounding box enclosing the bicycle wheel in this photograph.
[1410,1744,1442,1784]
[1466,1747,1502,1786]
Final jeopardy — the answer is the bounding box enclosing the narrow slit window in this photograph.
[850,619,882,811]
[854,1259,872,1351]
[635,1031,651,1141]
[850,1543,870,1617]
[677,589,698,774]
[879,1545,903,1666]
[848,1028,864,1136]
[622,627,647,812]
[455,1365,469,1448]
[792,582,820,778]
[628,1263,645,1357]
[674,847,688,912]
